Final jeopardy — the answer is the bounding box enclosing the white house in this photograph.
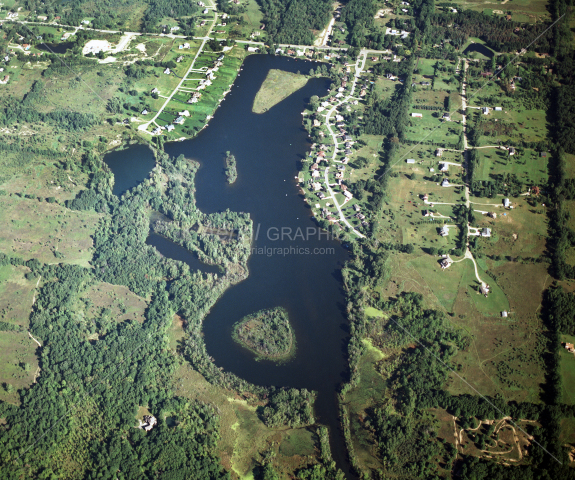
[441,178,450,187]
[164,68,171,74]
[440,225,449,236]
[503,198,510,208]
[166,124,175,132]
[495,107,502,111]
[411,112,423,118]
[406,159,416,164]
[482,107,489,115]
[481,228,491,237]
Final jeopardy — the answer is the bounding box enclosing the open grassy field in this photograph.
[172,362,319,478]
[79,281,148,325]
[450,0,551,22]
[0,195,100,267]
[473,147,549,186]
[342,339,386,473]
[0,328,39,405]
[0,265,36,328]
[252,69,309,113]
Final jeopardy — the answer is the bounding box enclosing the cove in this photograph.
[106,54,353,477]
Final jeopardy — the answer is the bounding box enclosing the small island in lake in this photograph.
[232,307,296,361]
[224,151,237,184]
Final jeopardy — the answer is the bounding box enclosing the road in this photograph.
[138,13,218,132]
[321,51,367,239]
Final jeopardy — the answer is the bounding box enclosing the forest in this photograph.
[257,0,332,45]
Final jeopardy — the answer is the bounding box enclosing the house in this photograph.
[174,116,185,124]
[442,113,451,121]
[151,88,159,94]
[501,311,508,318]
[141,109,149,115]
[353,204,361,212]
[140,415,157,432]
[176,56,184,63]
[503,198,510,208]
[440,163,449,172]
[164,68,171,74]
[312,170,320,178]
[166,124,175,131]
[420,81,431,86]
[247,47,259,53]
[178,110,190,117]
[313,182,322,191]
[37,15,47,21]
[440,225,449,237]
[424,210,431,217]
[411,112,423,118]
[540,152,548,158]
[482,107,489,115]
[436,149,442,157]
[343,191,353,200]
[217,54,225,62]
[508,147,516,156]
[422,194,428,201]
[440,258,452,269]
[481,228,491,237]
[406,159,416,164]
[317,192,326,200]
[564,343,575,353]
[152,126,162,135]
[480,284,490,296]
[488,212,497,219]
[183,43,190,49]
[0,75,9,85]
[441,178,450,187]
[203,8,209,13]
[494,107,502,111]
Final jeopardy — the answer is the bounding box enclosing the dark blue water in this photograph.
[146,232,221,275]
[463,42,494,58]
[105,54,353,477]
[105,143,156,196]
[38,42,76,54]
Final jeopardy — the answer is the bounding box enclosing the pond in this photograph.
[37,42,76,54]
[463,42,494,59]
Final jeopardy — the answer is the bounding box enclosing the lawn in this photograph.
[473,147,549,185]
[560,334,575,405]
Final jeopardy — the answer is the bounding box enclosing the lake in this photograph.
[105,54,353,477]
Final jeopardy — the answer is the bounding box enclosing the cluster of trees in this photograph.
[260,388,315,428]
[258,0,332,45]
[224,151,238,184]
[232,307,295,360]
[339,0,376,47]
[428,10,553,53]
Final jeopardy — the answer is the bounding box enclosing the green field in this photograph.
[560,334,575,405]
[253,69,309,113]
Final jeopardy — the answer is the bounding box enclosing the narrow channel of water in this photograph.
[105,54,354,477]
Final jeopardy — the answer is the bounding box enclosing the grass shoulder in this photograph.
[253,69,309,114]
[232,307,296,362]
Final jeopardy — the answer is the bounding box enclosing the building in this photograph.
[247,47,259,53]
[495,107,502,111]
[436,149,442,157]
[151,88,159,94]
[509,147,516,156]
[441,178,450,187]
[501,311,508,318]
[176,56,183,63]
[411,112,423,118]
[480,284,490,296]
[422,194,428,201]
[174,116,185,124]
[481,228,491,237]
[166,124,175,132]
[178,110,190,117]
[482,107,489,115]
[141,109,148,115]
[440,225,449,236]
[440,258,452,269]
[488,212,497,219]
[503,198,510,208]
[164,68,171,74]
[440,163,448,172]
[442,113,451,121]
[564,343,575,353]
